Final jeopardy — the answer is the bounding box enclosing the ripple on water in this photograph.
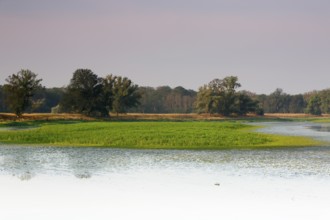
[0,145,329,180]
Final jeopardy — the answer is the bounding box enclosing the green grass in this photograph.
[0,121,323,149]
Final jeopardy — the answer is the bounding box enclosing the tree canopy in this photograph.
[3,69,43,116]
[195,76,260,116]
[306,95,322,115]
[60,69,141,116]
[108,75,141,115]
[60,69,107,116]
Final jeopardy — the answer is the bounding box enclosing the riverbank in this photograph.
[1,113,330,122]
[0,120,323,149]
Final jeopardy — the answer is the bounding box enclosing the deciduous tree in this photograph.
[195,85,214,114]
[3,69,43,116]
[195,76,260,116]
[61,69,107,116]
[306,95,322,115]
[106,75,140,115]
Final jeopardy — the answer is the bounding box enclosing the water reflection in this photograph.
[0,145,330,181]
[254,121,330,142]
[309,125,330,132]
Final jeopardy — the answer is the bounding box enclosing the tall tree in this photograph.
[215,76,241,115]
[195,76,259,116]
[319,89,330,114]
[3,69,43,116]
[306,95,322,115]
[267,88,286,113]
[106,75,141,115]
[196,76,242,115]
[234,92,260,116]
[61,69,107,116]
[195,84,214,114]
[102,74,116,113]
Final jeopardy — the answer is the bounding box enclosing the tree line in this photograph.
[256,88,330,115]
[1,69,140,117]
[0,69,329,116]
[129,86,196,113]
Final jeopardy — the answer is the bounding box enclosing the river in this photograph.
[0,122,329,220]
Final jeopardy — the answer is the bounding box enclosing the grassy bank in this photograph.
[1,113,330,122]
[0,121,322,149]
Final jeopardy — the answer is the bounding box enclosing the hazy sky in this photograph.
[1,0,329,94]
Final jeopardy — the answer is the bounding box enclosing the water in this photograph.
[0,122,330,220]
[1,146,330,180]
[309,124,330,132]
[253,121,330,142]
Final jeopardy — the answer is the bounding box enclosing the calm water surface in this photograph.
[254,121,330,142]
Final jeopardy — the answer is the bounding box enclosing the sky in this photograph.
[0,0,330,94]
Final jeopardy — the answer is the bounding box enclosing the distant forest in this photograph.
[0,86,327,114]
[0,69,329,116]
[0,84,197,114]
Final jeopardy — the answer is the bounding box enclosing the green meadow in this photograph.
[0,120,322,149]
